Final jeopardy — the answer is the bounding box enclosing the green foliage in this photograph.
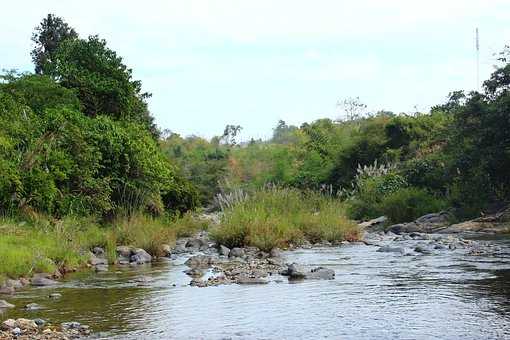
[0,76,196,217]
[31,14,78,74]
[211,188,359,251]
[161,133,229,204]
[48,35,157,135]
[378,187,446,224]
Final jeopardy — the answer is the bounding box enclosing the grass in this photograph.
[211,187,360,251]
[0,211,210,284]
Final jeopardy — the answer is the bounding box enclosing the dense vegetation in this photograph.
[164,50,510,224]
[1,14,509,282]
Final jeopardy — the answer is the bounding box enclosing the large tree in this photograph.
[47,35,158,136]
[31,14,78,74]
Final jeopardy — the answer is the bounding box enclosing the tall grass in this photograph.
[0,211,210,282]
[211,188,360,251]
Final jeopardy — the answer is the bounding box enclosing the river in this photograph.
[2,234,510,339]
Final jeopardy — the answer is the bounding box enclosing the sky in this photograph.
[1,1,510,140]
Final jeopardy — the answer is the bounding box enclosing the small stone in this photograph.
[24,303,41,310]
[33,318,45,327]
[0,286,15,295]
[1,319,15,330]
[377,245,406,254]
[11,327,21,336]
[92,247,105,256]
[95,264,109,272]
[229,247,245,258]
[0,300,15,308]
[15,319,37,330]
[414,245,432,255]
[219,245,230,256]
[31,276,58,287]
[237,276,268,284]
[269,248,281,258]
[49,293,62,299]
[61,321,81,330]
[184,268,204,277]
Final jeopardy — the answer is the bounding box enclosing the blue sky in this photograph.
[2,0,510,140]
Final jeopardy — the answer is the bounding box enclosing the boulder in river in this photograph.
[130,248,152,264]
[281,263,335,280]
[376,245,406,254]
[307,267,335,280]
[31,274,58,287]
[387,211,453,234]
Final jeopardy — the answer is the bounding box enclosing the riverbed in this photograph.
[2,234,510,339]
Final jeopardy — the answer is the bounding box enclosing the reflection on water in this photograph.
[2,236,510,339]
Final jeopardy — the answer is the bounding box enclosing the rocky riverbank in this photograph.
[1,210,508,338]
[0,318,90,339]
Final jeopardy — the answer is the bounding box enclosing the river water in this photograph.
[2,235,510,339]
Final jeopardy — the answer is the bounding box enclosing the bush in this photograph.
[347,172,408,220]
[211,188,359,251]
[378,187,446,224]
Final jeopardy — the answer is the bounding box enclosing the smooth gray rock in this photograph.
[284,263,307,279]
[377,245,406,254]
[116,246,133,258]
[414,245,433,255]
[307,267,335,280]
[219,245,230,256]
[130,248,152,264]
[229,247,245,258]
[269,248,281,258]
[24,303,41,310]
[31,276,58,287]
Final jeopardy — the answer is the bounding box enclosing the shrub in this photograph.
[211,188,359,251]
[378,187,446,224]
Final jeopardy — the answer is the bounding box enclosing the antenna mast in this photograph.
[476,28,480,91]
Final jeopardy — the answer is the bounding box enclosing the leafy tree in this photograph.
[31,14,78,74]
[47,35,157,135]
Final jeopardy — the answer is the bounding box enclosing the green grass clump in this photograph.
[211,188,360,251]
[0,212,210,280]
